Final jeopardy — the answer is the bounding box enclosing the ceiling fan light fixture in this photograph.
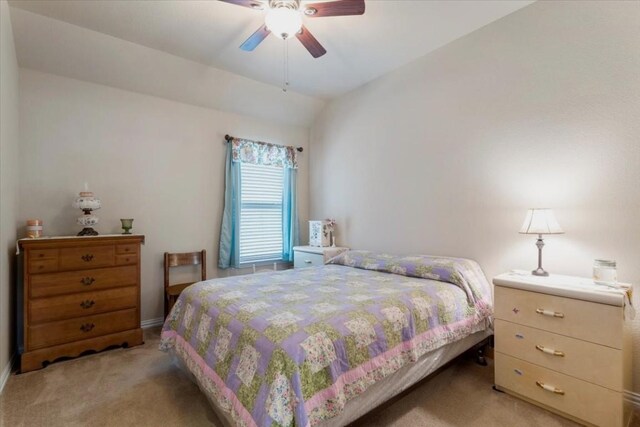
[265,7,302,39]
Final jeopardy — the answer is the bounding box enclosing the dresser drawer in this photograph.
[29,286,138,324]
[495,319,623,391]
[495,352,623,427]
[115,253,137,266]
[29,249,59,260]
[27,308,138,351]
[116,244,137,255]
[294,251,325,268]
[494,286,622,349]
[30,265,138,298]
[29,258,59,274]
[59,245,115,270]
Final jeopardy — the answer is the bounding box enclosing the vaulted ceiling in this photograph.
[10,0,533,99]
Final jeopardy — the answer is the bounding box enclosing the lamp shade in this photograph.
[519,209,564,235]
[265,7,302,39]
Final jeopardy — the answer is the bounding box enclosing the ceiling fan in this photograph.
[220,0,366,58]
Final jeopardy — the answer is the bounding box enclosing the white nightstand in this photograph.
[493,271,632,427]
[292,246,348,269]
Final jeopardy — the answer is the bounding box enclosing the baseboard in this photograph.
[625,390,640,410]
[0,354,16,395]
[141,317,164,329]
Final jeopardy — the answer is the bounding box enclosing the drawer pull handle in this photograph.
[305,260,312,264]
[80,323,95,332]
[535,381,565,395]
[81,254,94,262]
[535,345,565,357]
[535,308,564,318]
[80,300,95,309]
[80,277,96,286]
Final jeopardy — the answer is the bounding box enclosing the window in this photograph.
[239,163,284,264]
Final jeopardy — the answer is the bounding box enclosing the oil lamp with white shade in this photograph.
[73,183,101,236]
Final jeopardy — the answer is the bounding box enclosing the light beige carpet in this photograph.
[1,328,636,427]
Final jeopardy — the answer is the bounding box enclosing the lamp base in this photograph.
[532,268,549,277]
[77,227,99,236]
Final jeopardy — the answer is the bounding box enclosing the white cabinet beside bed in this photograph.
[493,272,632,427]
[293,245,348,268]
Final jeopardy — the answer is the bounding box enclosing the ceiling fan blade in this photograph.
[240,25,271,51]
[218,0,266,10]
[303,0,365,17]
[295,25,327,58]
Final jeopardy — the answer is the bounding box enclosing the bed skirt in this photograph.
[170,328,492,427]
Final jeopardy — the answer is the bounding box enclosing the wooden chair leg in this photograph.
[167,296,176,318]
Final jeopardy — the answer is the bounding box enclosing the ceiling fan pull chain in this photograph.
[282,39,290,93]
[286,39,290,90]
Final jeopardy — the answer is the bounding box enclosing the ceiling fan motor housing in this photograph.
[268,0,301,11]
[266,0,303,39]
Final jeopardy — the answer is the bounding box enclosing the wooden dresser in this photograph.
[18,235,145,372]
[493,272,632,427]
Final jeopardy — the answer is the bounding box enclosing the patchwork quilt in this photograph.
[160,251,493,427]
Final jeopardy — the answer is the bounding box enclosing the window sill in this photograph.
[239,259,290,268]
[221,260,293,278]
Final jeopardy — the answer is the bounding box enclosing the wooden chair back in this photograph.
[163,249,206,317]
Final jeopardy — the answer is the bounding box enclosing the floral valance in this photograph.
[231,137,298,169]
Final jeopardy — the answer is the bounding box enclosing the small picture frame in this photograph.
[309,220,331,247]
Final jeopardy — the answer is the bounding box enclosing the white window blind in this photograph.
[239,163,284,264]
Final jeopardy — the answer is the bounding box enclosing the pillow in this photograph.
[328,250,492,311]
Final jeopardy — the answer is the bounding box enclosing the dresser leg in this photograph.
[20,329,144,373]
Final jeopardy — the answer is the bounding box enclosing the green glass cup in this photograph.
[120,218,134,235]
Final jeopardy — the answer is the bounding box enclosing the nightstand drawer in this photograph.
[293,251,325,268]
[495,352,624,427]
[494,286,622,349]
[495,319,623,391]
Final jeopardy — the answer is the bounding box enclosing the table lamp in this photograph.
[519,208,564,276]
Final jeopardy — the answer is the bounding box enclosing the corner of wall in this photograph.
[0,0,21,386]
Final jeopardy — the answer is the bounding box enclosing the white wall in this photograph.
[0,0,20,386]
[19,69,310,323]
[310,1,640,391]
[10,7,324,128]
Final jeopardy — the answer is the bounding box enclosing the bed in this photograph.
[160,250,493,427]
